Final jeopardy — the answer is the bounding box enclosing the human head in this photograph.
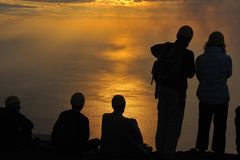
[176,25,194,48]
[5,96,21,112]
[70,92,85,110]
[205,31,225,49]
[112,95,126,115]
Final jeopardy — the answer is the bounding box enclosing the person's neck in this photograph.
[6,106,18,111]
[113,111,123,116]
[175,39,188,49]
[71,108,80,112]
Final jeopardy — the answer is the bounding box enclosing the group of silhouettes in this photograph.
[0,25,239,160]
[151,25,235,160]
[0,94,152,160]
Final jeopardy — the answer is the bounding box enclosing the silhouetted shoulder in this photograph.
[0,108,7,119]
[151,42,173,58]
[126,118,141,132]
[60,110,88,121]
[58,110,70,119]
[0,107,6,113]
[184,48,194,56]
[127,118,138,126]
[79,113,89,123]
[127,118,139,129]
[102,113,111,118]
[59,110,70,115]
[17,112,34,129]
[102,113,119,120]
[59,110,73,117]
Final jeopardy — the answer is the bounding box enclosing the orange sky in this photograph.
[0,0,240,153]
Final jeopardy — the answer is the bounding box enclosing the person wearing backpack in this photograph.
[150,25,195,159]
[195,31,232,157]
[51,92,100,154]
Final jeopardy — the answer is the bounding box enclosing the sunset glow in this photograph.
[0,0,239,153]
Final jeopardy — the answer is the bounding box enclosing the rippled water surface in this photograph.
[0,0,239,153]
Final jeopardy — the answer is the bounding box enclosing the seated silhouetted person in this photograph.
[235,106,240,155]
[0,96,33,151]
[101,95,151,159]
[51,92,100,154]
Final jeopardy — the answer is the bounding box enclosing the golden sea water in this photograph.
[0,1,239,153]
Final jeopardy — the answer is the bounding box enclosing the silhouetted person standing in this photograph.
[195,31,232,155]
[235,106,240,156]
[0,96,33,151]
[51,92,100,154]
[101,95,151,160]
[151,25,195,159]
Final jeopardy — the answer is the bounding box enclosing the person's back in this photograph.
[101,95,148,159]
[52,109,89,149]
[101,113,143,156]
[51,92,99,154]
[195,31,232,155]
[196,46,232,104]
[0,96,33,151]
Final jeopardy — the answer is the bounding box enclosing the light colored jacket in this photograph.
[196,46,232,104]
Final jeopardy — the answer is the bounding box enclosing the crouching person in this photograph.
[51,92,100,155]
[101,95,152,160]
[0,96,34,151]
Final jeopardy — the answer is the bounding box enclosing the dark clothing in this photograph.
[235,106,240,154]
[196,46,232,104]
[156,85,185,155]
[195,46,231,154]
[151,40,195,155]
[0,107,33,151]
[196,102,228,153]
[101,113,145,158]
[51,109,99,153]
[151,41,195,94]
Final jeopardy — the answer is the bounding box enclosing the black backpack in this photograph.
[151,47,183,99]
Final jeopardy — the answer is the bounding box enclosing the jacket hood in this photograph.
[159,41,184,62]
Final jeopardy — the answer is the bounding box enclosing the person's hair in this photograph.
[204,31,226,50]
[5,96,20,107]
[177,25,193,40]
[204,42,226,50]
